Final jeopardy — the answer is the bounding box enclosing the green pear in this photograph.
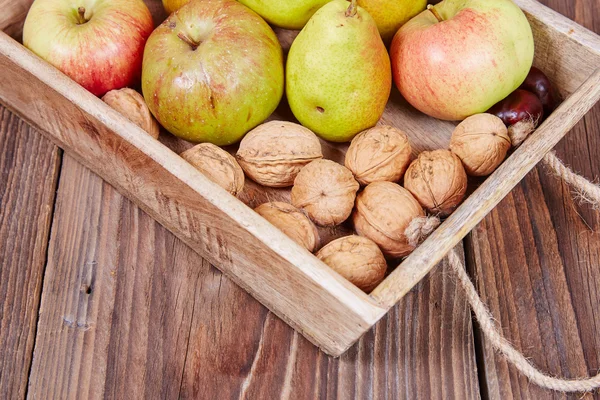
[237,0,331,30]
[286,0,391,142]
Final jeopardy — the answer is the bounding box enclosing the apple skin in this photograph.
[142,0,284,146]
[23,0,154,97]
[390,0,534,121]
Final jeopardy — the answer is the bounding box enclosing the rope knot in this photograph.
[405,216,441,247]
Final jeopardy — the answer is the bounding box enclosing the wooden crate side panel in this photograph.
[0,33,388,356]
[517,0,600,95]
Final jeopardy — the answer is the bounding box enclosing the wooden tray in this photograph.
[1,0,599,357]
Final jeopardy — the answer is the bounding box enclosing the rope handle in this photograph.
[448,152,600,392]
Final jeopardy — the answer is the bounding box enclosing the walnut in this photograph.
[353,181,429,258]
[345,125,412,185]
[316,235,387,293]
[102,88,160,139]
[449,113,511,176]
[254,202,319,252]
[181,143,244,196]
[236,121,323,187]
[403,150,467,216]
[291,159,359,226]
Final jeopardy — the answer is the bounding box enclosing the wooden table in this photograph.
[1,0,598,398]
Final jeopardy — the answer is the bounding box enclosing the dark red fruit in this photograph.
[488,89,544,147]
[488,89,544,127]
[519,67,560,114]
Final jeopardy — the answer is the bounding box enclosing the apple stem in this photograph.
[76,7,87,24]
[427,5,444,23]
[345,0,358,17]
[177,32,199,50]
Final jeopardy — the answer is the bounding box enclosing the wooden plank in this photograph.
[0,31,387,357]
[0,106,60,398]
[27,156,201,399]
[467,2,600,398]
[26,156,479,398]
[177,252,480,399]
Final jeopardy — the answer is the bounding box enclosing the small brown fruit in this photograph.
[449,113,511,176]
[181,143,245,196]
[353,181,427,258]
[316,235,387,293]
[344,125,412,185]
[291,159,359,226]
[404,150,467,216]
[254,202,319,252]
[102,88,160,139]
[236,121,323,187]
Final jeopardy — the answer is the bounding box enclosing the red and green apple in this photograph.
[390,0,535,121]
[141,0,284,146]
[23,0,154,97]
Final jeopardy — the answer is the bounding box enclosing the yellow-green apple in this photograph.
[237,0,331,30]
[142,0,284,145]
[162,0,189,14]
[23,0,154,97]
[390,0,534,121]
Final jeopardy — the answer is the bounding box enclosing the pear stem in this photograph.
[427,5,444,22]
[345,0,358,17]
[177,32,199,50]
[76,7,87,24]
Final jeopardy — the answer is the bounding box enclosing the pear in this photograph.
[237,0,331,30]
[286,0,391,142]
[358,0,427,42]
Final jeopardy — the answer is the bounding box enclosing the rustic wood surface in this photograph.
[0,0,599,399]
[0,109,60,398]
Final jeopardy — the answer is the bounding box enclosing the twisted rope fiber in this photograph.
[448,248,600,392]
[445,152,600,392]
[542,151,600,208]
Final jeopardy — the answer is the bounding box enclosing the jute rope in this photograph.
[446,152,600,392]
[542,151,600,208]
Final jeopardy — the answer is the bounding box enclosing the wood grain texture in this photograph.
[26,156,479,398]
[0,106,60,399]
[0,0,33,39]
[27,156,201,399]
[467,1,600,398]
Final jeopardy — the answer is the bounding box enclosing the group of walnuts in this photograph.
[182,115,512,293]
[101,87,512,293]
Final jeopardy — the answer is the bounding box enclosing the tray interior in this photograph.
[2,0,600,292]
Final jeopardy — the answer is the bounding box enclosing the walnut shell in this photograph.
[291,159,359,226]
[403,150,467,217]
[449,113,511,176]
[353,181,425,258]
[345,125,412,185]
[236,121,323,187]
[254,202,319,252]
[181,143,245,196]
[102,88,160,139]
[316,235,387,293]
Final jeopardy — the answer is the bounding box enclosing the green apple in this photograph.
[237,0,331,30]
[390,0,534,121]
[23,0,154,97]
[142,0,284,145]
